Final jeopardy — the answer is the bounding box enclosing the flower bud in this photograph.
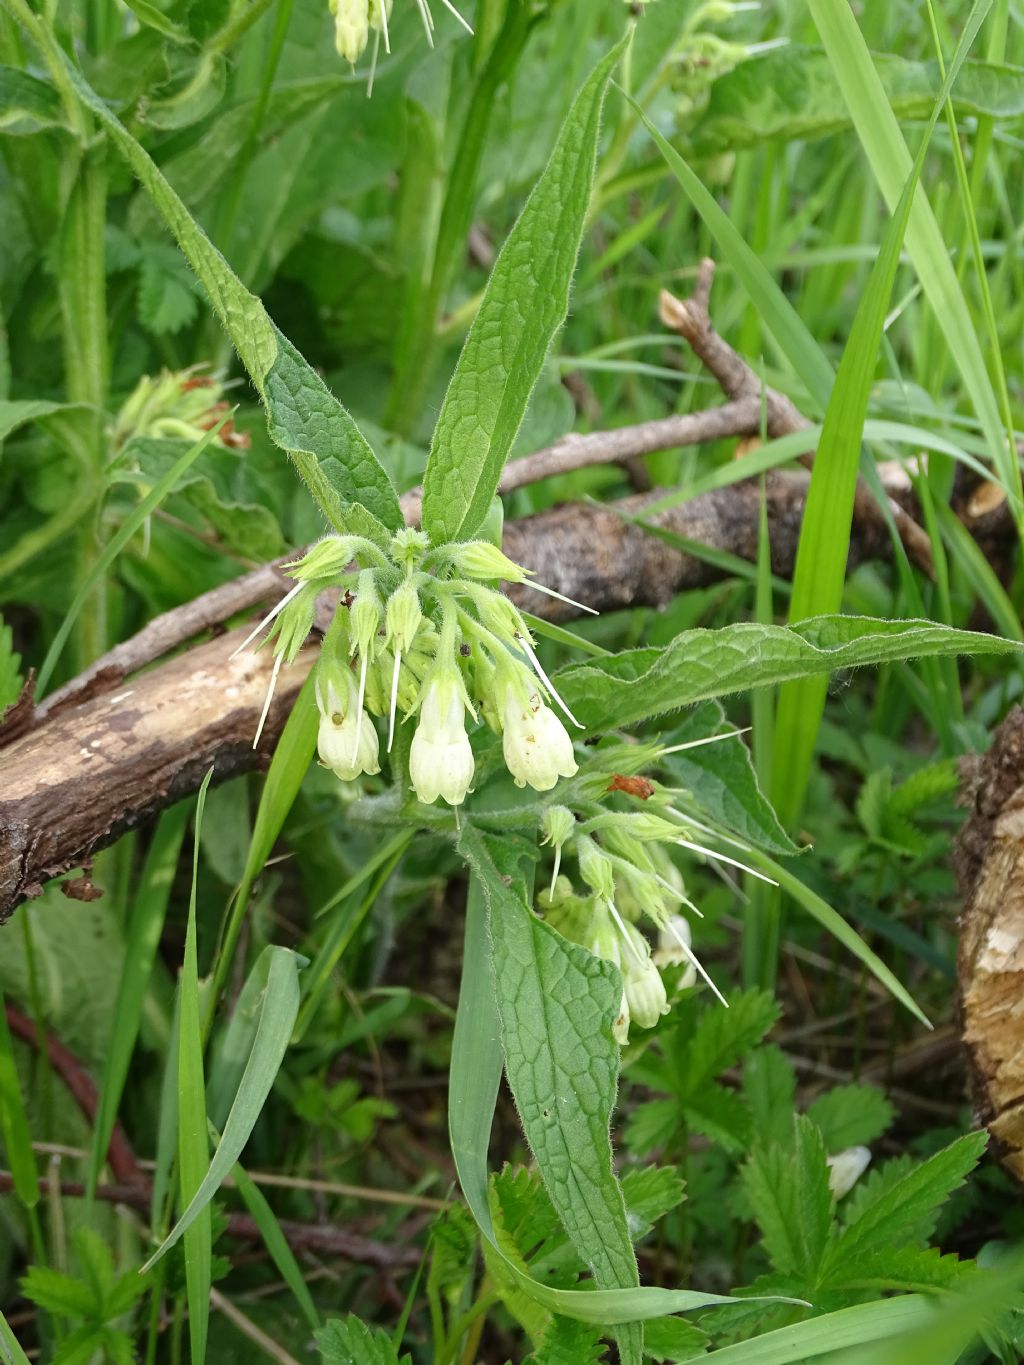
[826,1146,871,1200]
[386,579,422,655]
[350,570,383,659]
[270,581,319,663]
[369,0,392,32]
[541,806,575,851]
[409,671,475,806]
[575,836,615,904]
[329,0,370,62]
[469,585,527,647]
[286,536,359,582]
[619,921,669,1031]
[500,684,577,791]
[449,541,528,584]
[390,527,429,569]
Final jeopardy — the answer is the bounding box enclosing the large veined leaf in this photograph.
[554,616,1020,734]
[690,49,1024,157]
[39,29,403,546]
[419,39,625,545]
[450,829,801,1363]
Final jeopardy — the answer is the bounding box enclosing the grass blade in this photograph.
[144,946,303,1271]
[0,990,40,1209]
[177,768,214,1365]
[87,805,189,1202]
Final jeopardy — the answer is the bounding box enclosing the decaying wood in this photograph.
[0,629,316,919]
[957,706,1024,1180]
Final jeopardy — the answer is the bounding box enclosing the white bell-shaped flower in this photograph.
[826,1146,871,1200]
[501,686,577,791]
[317,675,380,782]
[409,671,475,807]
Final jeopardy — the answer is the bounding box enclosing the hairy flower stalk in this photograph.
[246,532,585,808]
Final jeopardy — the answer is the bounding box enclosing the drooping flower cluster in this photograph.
[328,0,471,70]
[112,366,248,451]
[536,768,777,1042]
[244,528,589,807]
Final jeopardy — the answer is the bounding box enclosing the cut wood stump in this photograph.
[957,706,1024,1179]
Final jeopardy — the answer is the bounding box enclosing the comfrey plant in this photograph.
[39,14,1022,1360]
[243,531,589,803]
[328,0,472,69]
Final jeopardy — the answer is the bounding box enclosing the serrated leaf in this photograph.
[621,1166,686,1240]
[662,703,796,856]
[822,1245,974,1295]
[685,990,780,1091]
[743,1047,796,1150]
[525,1316,608,1365]
[315,1314,410,1365]
[420,39,624,544]
[826,1132,988,1274]
[52,44,402,542]
[742,1116,834,1282]
[555,617,1020,735]
[461,825,643,1365]
[137,245,200,334]
[642,1315,709,1361]
[19,1267,97,1320]
[806,1085,894,1153]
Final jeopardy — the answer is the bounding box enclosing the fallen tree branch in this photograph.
[0,470,940,921]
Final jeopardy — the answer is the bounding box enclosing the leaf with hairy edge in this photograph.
[461,824,643,1365]
[420,39,625,545]
[49,42,402,544]
[315,1314,411,1364]
[449,834,793,1347]
[555,617,1021,734]
[742,1116,834,1283]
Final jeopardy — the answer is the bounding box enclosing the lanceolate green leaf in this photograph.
[143,946,303,1271]
[554,616,1021,734]
[450,831,802,1348]
[461,825,642,1365]
[35,27,402,544]
[420,39,625,545]
[698,1296,937,1362]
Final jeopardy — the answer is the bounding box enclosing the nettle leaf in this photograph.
[525,1317,608,1365]
[821,1245,974,1295]
[621,1166,686,1241]
[628,992,778,1154]
[826,1132,988,1272]
[662,702,796,856]
[19,1267,97,1320]
[57,51,402,544]
[742,1046,797,1151]
[642,1314,709,1361]
[137,243,201,334]
[806,1085,894,1153]
[556,617,1022,734]
[420,38,625,545]
[742,1116,834,1283]
[315,1314,410,1365]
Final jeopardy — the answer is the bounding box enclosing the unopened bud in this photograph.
[350,570,383,658]
[826,1146,871,1199]
[329,0,370,62]
[576,836,615,904]
[286,537,358,582]
[449,541,528,583]
[386,579,422,654]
